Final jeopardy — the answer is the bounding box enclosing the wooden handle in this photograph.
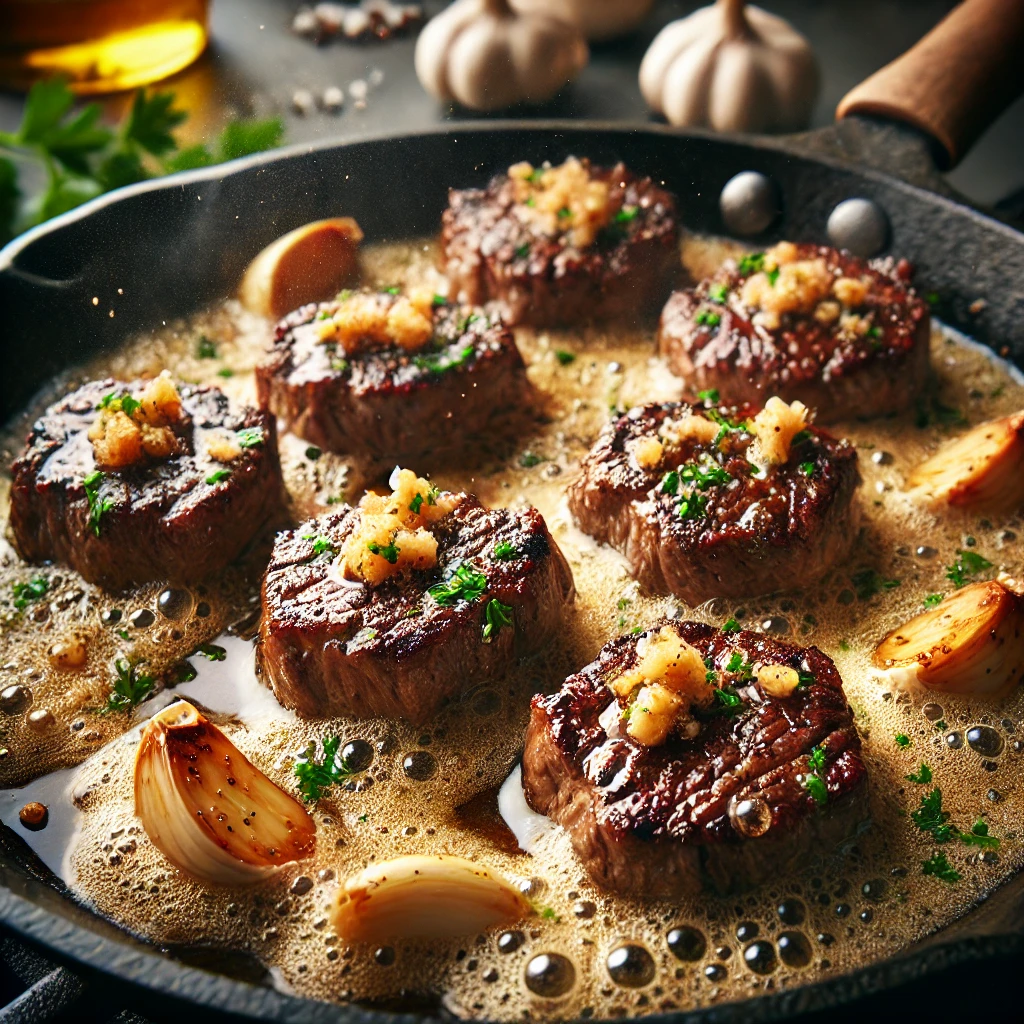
[836,0,1024,168]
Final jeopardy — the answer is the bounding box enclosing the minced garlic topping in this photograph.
[608,626,713,746]
[205,431,242,463]
[748,396,809,468]
[659,411,720,447]
[87,371,184,470]
[508,158,614,249]
[317,288,435,354]
[630,436,664,470]
[737,242,877,333]
[340,468,459,586]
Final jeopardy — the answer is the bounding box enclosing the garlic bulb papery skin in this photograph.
[873,580,1024,698]
[639,0,819,133]
[415,0,588,112]
[509,0,655,42]
[134,700,316,886]
[331,854,532,942]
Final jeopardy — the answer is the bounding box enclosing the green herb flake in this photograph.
[540,906,560,920]
[922,851,961,883]
[695,309,721,328]
[799,461,815,476]
[923,593,944,609]
[802,744,829,806]
[217,367,234,378]
[196,335,217,359]
[385,286,400,295]
[911,787,958,843]
[83,469,113,536]
[98,658,154,714]
[482,598,514,642]
[554,349,576,366]
[519,451,544,468]
[302,533,337,557]
[737,253,764,275]
[206,469,231,485]
[515,243,530,260]
[408,493,424,515]
[839,640,851,652]
[236,426,264,448]
[960,820,1000,850]
[11,576,48,612]
[713,687,743,713]
[850,568,901,601]
[432,294,448,306]
[493,541,518,561]
[723,617,740,632]
[414,343,474,375]
[429,563,487,607]
[905,763,933,784]
[305,445,322,461]
[895,733,911,748]
[708,283,728,304]
[293,736,357,802]
[367,540,400,564]
[767,267,781,287]
[614,205,639,224]
[660,469,679,496]
[678,493,708,520]
[697,388,720,406]
[945,550,993,588]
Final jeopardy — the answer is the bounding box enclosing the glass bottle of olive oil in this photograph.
[0,0,210,94]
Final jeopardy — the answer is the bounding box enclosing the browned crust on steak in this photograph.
[658,245,930,422]
[441,161,680,328]
[522,620,869,896]
[567,401,861,603]
[257,497,575,724]
[9,379,282,591]
[255,296,528,463]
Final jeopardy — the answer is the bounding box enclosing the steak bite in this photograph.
[257,469,575,724]
[522,620,868,896]
[567,397,860,602]
[658,241,930,422]
[255,288,527,464]
[441,157,680,327]
[9,375,282,591]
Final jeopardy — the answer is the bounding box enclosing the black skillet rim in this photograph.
[2,120,1024,1022]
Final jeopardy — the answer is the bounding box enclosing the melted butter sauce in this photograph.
[0,235,1023,1018]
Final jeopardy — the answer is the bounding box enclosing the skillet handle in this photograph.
[835,0,1024,168]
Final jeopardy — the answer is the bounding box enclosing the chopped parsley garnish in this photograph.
[236,426,264,448]
[515,243,530,260]
[482,598,513,642]
[678,492,708,520]
[839,639,851,652]
[367,540,400,564]
[197,643,227,662]
[850,568,900,601]
[911,787,957,843]
[554,349,576,365]
[493,541,518,560]
[217,367,234,378]
[725,651,754,682]
[737,252,764,275]
[196,334,217,359]
[305,445,322,460]
[945,550,992,588]
[905,763,933,784]
[802,744,829,806]
[384,285,400,295]
[677,457,731,495]
[519,451,544,468]
[98,392,142,417]
[766,267,781,287]
[409,493,424,515]
[11,576,48,612]
[330,358,349,373]
[713,687,743,713]
[414,343,474,375]
[695,309,721,327]
[614,205,638,224]
[867,325,882,339]
[293,736,357,802]
[697,388,719,406]
[432,293,448,306]
[456,312,482,333]
[557,206,571,219]
[922,851,961,883]
[960,820,1000,850]
[799,461,815,476]
[797,670,815,687]
[723,617,740,632]
[895,733,911,748]
[302,533,337,557]
[923,593,943,609]
[83,470,113,536]
[206,469,231,485]
[705,407,748,446]
[540,906,560,920]
[98,658,154,714]
[791,429,812,445]
[660,469,679,495]
[708,283,728,304]
[428,563,487,606]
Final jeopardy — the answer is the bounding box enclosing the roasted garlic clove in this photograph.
[873,580,1024,697]
[239,217,363,319]
[134,700,315,885]
[331,854,532,942]
[908,412,1024,512]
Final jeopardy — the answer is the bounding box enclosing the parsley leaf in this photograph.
[850,568,900,601]
[802,744,829,806]
[905,763,933,784]
[197,643,227,662]
[493,541,518,560]
[945,550,992,588]
[660,469,679,495]
[695,309,721,327]
[713,687,743,713]
[236,426,264,448]
[302,533,337,557]
[922,851,961,883]
[696,388,720,406]
[799,461,815,476]
[895,733,911,748]
[293,736,357,802]
[123,89,187,156]
[678,492,708,520]
[737,253,764,275]
[409,493,424,515]
[911,787,958,843]
[11,576,48,612]
[97,658,154,714]
[414,343,474,375]
[206,469,231,485]
[960,820,1000,850]
[429,563,487,606]
[217,117,284,160]
[482,598,514,642]
[614,205,638,224]
[554,349,576,365]
[923,593,943,609]
[519,451,544,468]
[367,540,400,564]
[708,283,728,304]
[82,470,113,536]
[723,617,740,632]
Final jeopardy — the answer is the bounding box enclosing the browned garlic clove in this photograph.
[908,412,1024,512]
[239,217,363,319]
[872,580,1024,697]
[134,700,315,885]
[331,854,532,942]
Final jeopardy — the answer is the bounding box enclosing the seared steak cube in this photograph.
[9,377,281,590]
[522,619,869,896]
[567,398,860,602]
[658,242,930,422]
[441,157,680,327]
[255,289,527,463]
[257,480,575,724]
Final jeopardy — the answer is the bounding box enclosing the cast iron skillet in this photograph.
[1,1,1024,1020]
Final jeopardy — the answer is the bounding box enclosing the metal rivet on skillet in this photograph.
[827,198,889,257]
[719,171,779,236]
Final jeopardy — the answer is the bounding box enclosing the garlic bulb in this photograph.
[239,217,363,320]
[415,0,588,112]
[908,412,1024,512]
[509,0,655,42]
[639,0,819,133]
[331,854,532,941]
[134,700,315,885]
[873,580,1024,697]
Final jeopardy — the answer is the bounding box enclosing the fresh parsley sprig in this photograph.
[945,550,992,588]
[82,470,113,536]
[11,576,48,612]
[802,744,829,806]
[97,658,154,714]
[293,736,357,802]
[429,563,487,606]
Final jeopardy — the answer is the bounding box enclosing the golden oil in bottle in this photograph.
[0,0,209,94]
